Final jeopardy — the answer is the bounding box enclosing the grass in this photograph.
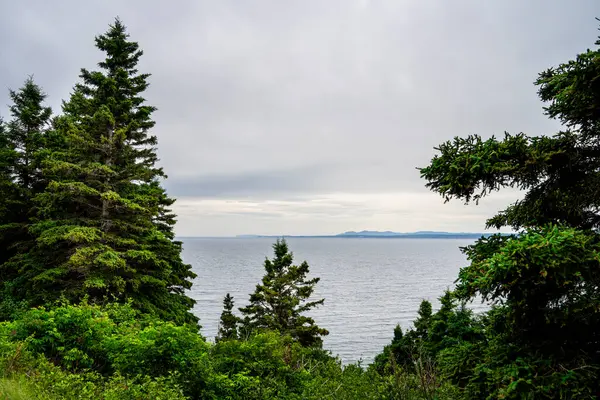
[0,377,41,400]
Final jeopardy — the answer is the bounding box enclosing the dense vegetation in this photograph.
[372,22,600,399]
[1,16,600,400]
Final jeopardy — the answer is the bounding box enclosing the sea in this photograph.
[182,237,487,365]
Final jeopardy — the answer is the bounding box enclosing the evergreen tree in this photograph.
[373,324,413,374]
[426,291,481,354]
[0,117,17,266]
[7,19,197,325]
[420,25,600,352]
[412,299,432,339]
[239,239,328,347]
[417,21,600,397]
[1,77,53,240]
[376,301,433,373]
[215,293,238,342]
[0,118,16,317]
[0,79,53,318]
[0,117,15,254]
[6,77,53,196]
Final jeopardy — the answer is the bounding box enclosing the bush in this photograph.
[0,302,464,399]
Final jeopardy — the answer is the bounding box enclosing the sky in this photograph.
[1,1,598,236]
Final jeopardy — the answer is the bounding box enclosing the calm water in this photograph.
[183,237,486,365]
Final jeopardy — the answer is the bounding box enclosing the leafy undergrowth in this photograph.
[0,302,457,400]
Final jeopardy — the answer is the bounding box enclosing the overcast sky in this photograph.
[1,1,598,236]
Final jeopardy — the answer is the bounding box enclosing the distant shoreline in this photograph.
[179,233,507,240]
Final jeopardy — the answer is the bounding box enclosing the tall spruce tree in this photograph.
[6,77,53,196]
[0,117,15,259]
[239,239,328,347]
[215,293,239,342]
[0,79,53,318]
[0,117,17,268]
[0,117,15,317]
[8,19,197,325]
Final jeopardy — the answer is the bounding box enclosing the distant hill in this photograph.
[233,231,500,239]
[338,230,399,237]
[335,230,490,238]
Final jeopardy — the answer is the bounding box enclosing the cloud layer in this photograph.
[1,0,598,235]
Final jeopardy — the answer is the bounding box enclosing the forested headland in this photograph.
[1,18,600,399]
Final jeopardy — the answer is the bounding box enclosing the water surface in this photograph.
[183,237,485,364]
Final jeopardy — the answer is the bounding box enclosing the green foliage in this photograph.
[0,302,204,398]
[5,77,53,195]
[401,20,600,399]
[427,295,483,371]
[239,239,328,347]
[216,293,239,342]
[458,226,600,346]
[3,19,197,326]
[0,378,38,400]
[0,302,459,400]
[0,119,13,226]
[434,305,600,399]
[0,366,186,400]
[0,305,188,399]
[374,293,483,378]
[302,360,461,400]
[0,78,54,320]
[209,332,309,398]
[420,23,600,234]
[413,300,432,339]
[374,300,436,375]
[373,324,413,374]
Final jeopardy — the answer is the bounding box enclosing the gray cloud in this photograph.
[163,161,426,198]
[1,0,598,235]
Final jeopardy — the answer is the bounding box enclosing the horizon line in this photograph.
[176,230,511,239]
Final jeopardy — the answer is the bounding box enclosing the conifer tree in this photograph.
[6,77,53,196]
[215,293,238,342]
[373,323,413,374]
[8,19,197,325]
[239,239,328,347]
[416,21,600,396]
[0,117,16,265]
[394,300,433,368]
[0,79,53,318]
[420,25,600,351]
[0,117,12,219]
[412,299,432,339]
